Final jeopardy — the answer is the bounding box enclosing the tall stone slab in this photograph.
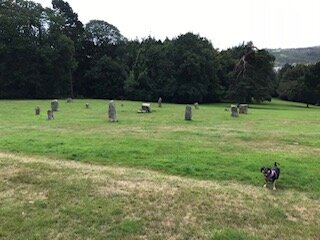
[108,100,117,122]
[185,105,192,121]
[51,99,59,112]
[231,105,239,117]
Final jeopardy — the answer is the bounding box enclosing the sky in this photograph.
[34,0,320,50]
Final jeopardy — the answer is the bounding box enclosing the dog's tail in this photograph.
[274,162,280,166]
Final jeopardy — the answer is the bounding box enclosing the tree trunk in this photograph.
[69,71,74,98]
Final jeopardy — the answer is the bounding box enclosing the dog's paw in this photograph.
[273,187,276,190]
[263,184,267,188]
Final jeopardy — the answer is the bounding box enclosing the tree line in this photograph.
[1,0,319,105]
[277,63,320,107]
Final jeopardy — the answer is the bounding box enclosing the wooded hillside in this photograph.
[268,46,320,67]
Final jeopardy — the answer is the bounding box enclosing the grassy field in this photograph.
[0,99,319,239]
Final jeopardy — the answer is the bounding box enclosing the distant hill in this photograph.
[267,46,320,68]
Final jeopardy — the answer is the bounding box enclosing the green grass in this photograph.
[0,99,319,195]
[0,99,320,239]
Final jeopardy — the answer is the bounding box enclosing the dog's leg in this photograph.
[273,180,276,190]
[263,180,267,188]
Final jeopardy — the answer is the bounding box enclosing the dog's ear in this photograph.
[260,167,265,172]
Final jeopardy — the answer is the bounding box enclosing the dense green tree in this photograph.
[277,64,308,102]
[85,55,127,99]
[51,0,84,43]
[0,0,46,98]
[226,42,275,103]
[50,34,77,97]
[276,62,320,107]
[217,50,235,96]
[170,33,222,103]
[124,37,167,101]
[125,33,222,103]
[305,62,320,104]
[78,20,128,99]
[85,20,126,46]
[52,0,84,97]
[0,0,78,98]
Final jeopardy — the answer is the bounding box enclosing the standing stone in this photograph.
[47,110,54,120]
[67,97,73,103]
[194,102,199,109]
[239,104,248,114]
[51,99,59,112]
[85,103,90,109]
[108,100,117,122]
[185,105,192,121]
[35,106,40,115]
[158,97,162,107]
[230,105,239,117]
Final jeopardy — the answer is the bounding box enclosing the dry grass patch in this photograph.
[0,152,319,240]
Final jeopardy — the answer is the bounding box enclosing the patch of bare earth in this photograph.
[0,152,319,240]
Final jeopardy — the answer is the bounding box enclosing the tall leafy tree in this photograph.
[125,37,172,101]
[81,20,128,99]
[170,33,222,103]
[0,0,48,98]
[125,33,222,103]
[277,64,308,102]
[85,20,126,46]
[51,0,84,43]
[305,62,320,105]
[52,0,84,97]
[85,55,127,99]
[227,42,275,103]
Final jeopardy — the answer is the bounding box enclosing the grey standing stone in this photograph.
[158,97,162,107]
[67,97,73,103]
[185,105,192,121]
[51,99,59,112]
[230,105,239,117]
[35,106,40,115]
[47,110,54,120]
[108,100,117,122]
[239,104,248,114]
[194,102,199,109]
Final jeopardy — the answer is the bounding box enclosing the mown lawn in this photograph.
[0,99,319,239]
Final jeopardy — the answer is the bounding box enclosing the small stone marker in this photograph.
[108,100,117,122]
[185,105,192,120]
[194,102,199,109]
[67,97,73,103]
[230,105,239,117]
[85,103,90,109]
[51,99,59,112]
[35,106,40,115]
[138,103,151,113]
[47,110,54,120]
[158,97,162,107]
[239,104,248,114]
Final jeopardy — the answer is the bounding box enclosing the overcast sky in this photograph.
[35,0,320,50]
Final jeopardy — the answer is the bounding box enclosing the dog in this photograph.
[260,162,280,190]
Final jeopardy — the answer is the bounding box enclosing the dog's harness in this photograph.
[267,169,278,180]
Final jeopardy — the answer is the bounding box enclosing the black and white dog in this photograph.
[260,162,280,190]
